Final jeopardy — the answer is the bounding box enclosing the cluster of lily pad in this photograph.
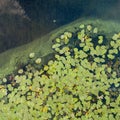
[0,24,120,120]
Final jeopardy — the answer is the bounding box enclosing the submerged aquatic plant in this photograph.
[0,24,120,120]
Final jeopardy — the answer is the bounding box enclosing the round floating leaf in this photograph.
[79,43,85,47]
[79,24,85,28]
[98,39,103,44]
[2,78,7,83]
[93,27,98,33]
[107,54,115,59]
[29,52,35,59]
[83,46,89,52]
[112,34,119,40]
[107,67,112,73]
[110,41,115,47]
[87,25,92,31]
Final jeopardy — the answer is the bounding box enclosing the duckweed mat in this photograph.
[0,17,120,119]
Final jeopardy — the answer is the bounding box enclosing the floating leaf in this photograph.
[93,27,98,33]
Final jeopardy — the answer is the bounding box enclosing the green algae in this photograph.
[0,18,120,78]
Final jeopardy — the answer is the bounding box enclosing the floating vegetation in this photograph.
[0,24,120,120]
[29,52,35,59]
[35,58,42,64]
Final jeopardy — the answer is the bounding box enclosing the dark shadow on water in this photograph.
[1,0,120,52]
[18,0,120,41]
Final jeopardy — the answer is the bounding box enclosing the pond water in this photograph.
[19,0,120,35]
[0,0,120,119]
[0,0,120,52]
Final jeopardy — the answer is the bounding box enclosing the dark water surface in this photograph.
[0,0,120,52]
[19,0,120,30]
